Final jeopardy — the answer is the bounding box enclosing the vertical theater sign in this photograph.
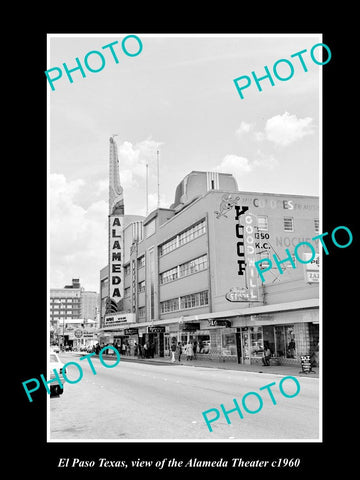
[107,136,124,313]
[218,202,260,303]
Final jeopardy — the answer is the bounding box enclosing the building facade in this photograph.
[50,278,100,347]
[99,171,320,366]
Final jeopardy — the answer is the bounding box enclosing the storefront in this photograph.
[159,305,319,366]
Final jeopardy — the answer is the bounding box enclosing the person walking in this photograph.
[262,345,271,366]
[170,342,177,362]
[177,342,183,362]
[186,342,194,361]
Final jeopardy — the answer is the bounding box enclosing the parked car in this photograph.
[50,345,60,353]
[49,352,66,397]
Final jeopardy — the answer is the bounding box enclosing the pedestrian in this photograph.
[122,343,126,356]
[193,341,198,360]
[144,341,148,358]
[186,342,194,361]
[177,342,183,362]
[287,339,296,358]
[170,342,177,362]
[262,345,272,366]
[150,341,155,358]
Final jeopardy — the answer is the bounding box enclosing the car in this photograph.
[49,352,66,397]
[50,345,60,353]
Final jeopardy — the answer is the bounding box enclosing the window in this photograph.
[257,216,268,231]
[180,290,208,310]
[179,220,206,246]
[138,280,145,293]
[160,290,209,314]
[138,306,146,318]
[124,264,131,276]
[137,255,145,268]
[159,267,178,284]
[283,217,294,232]
[314,219,319,233]
[159,219,206,256]
[160,298,180,314]
[124,287,130,298]
[179,254,208,277]
[159,237,178,256]
[160,254,208,285]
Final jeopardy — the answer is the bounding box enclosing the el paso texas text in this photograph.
[58,457,301,469]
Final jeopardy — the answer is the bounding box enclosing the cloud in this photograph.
[235,121,254,137]
[50,173,108,291]
[115,137,164,190]
[264,112,314,146]
[214,154,252,175]
[214,150,279,179]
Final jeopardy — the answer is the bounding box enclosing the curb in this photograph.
[61,352,319,378]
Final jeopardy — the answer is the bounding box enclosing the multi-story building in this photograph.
[99,170,320,366]
[50,278,99,330]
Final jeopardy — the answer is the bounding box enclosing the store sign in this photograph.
[109,215,124,308]
[148,326,166,333]
[225,287,250,302]
[181,322,200,331]
[234,205,259,301]
[131,258,137,313]
[300,355,312,373]
[243,213,259,301]
[124,328,139,335]
[208,319,232,328]
[303,252,319,283]
[104,313,135,327]
[74,329,83,338]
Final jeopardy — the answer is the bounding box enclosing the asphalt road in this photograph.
[49,352,320,441]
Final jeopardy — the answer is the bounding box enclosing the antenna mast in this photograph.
[146,161,149,216]
[157,149,160,209]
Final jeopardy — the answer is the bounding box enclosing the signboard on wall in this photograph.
[104,313,136,327]
[303,252,320,283]
[109,215,124,306]
[181,322,200,331]
[148,326,166,333]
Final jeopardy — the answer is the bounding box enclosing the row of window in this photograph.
[124,254,208,299]
[124,217,318,276]
[160,254,208,284]
[160,290,209,314]
[159,219,206,256]
[257,216,319,233]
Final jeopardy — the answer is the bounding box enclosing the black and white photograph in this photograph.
[46,33,322,443]
[15,26,354,475]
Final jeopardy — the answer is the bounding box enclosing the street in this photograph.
[49,352,320,441]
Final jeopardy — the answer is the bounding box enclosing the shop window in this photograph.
[249,327,264,357]
[222,332,237,356]
[285,325,296,358]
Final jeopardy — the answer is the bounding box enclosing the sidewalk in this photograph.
[97,352,319,378]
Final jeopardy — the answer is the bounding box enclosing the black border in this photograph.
[13,24,354,477]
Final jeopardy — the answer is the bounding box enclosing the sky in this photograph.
[48,33,322,292]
